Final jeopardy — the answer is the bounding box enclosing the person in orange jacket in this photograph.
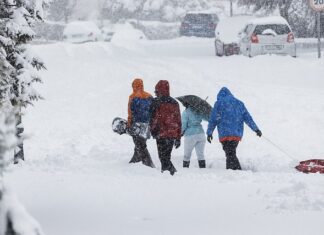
[127,78,155,168]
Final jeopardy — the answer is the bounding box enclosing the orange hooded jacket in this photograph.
[127,79,152,127]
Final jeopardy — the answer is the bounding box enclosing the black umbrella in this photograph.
[176,95,212,120]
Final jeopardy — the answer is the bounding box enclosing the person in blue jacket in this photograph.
[182,104,207,168]
[127,78,155,168]
[207,87,262,170]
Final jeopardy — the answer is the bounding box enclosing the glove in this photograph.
[174,139,181,149]
[255,130,262,137]
[207,135,213,143]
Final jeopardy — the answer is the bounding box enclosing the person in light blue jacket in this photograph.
[182,105,207,168]
[207,87,262,170]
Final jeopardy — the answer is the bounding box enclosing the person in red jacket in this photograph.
[150,80,181,175]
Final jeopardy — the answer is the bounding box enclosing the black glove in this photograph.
[207,135,213,143]
[174,139,181,149]
[255,130,262,137]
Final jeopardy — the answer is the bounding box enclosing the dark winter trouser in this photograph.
[156,138,177,175]
[129,136,155,168]
[221,140,242,170]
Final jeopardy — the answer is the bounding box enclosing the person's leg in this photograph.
[135,137,155,168]
[158,138,177,175]
[183,135,195,168]
[222,141,241,170]
[165,139,177,175]
[129,136,142,163]
[156,138,166,170]
[157,138,172,171]
[195,134,206,168]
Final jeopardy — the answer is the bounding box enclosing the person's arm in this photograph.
[207,102,220,136]
[149,99,159,137]
[127,96,133,128]
[174,103,182,148]
[242,103,259,132]
[181,110,188,136]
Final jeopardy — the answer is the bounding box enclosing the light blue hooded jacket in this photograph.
[207,87,259,140]
[182,107,206,136]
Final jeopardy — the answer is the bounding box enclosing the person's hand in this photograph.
[255,130,262,137]
[174,139,181,149]
[207,135,213,143]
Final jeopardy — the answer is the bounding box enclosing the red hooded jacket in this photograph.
[150,80,181,140]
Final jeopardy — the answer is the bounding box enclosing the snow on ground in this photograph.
[5,37,324,235]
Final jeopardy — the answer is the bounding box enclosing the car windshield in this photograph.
[254,24,291,35]
[184,14,215,23]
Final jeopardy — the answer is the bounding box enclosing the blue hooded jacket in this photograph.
[207,87,259,140]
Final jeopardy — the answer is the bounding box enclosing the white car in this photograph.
[215,16,253,56]
[63,21,102,43]
[239,16,296,57]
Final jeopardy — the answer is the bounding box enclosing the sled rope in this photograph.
[262,135,296,160]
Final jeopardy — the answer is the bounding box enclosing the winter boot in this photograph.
[183,161,190,168]
[129,152,141,163]
[169,163,177,176]
[226,156,241,170]
[198,160,206,168]
[141,149,155,168]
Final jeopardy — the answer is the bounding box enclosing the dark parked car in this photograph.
[180,12,219,38]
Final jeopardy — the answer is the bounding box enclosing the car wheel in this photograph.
[216,43,223,57]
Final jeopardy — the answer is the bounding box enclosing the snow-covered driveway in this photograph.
[6,38,324,235]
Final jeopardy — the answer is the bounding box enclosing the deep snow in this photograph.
[5,38,324,235]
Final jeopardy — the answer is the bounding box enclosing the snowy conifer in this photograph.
[0,0,47,162]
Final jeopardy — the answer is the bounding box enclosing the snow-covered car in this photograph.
[239,16,296,57]
[215,16,253,56]
[101,27,115,42]
[180,12,219,38]
[110,23,146,43]
[63,21,102,43]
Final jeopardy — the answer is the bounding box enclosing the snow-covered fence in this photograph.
[295,38,324,50]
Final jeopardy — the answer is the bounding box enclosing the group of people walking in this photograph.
[127,78,262,175]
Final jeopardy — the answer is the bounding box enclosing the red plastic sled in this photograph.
[295,159,324,174]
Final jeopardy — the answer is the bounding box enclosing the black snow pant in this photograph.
[156,138,177,175]
[221,140,241,170]
[129,136,155,168]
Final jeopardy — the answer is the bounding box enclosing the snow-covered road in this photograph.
[6,38,324,235]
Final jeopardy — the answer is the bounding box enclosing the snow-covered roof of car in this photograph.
[215,15,254,43]
[63,21,101,35]
[247,16,290,25]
